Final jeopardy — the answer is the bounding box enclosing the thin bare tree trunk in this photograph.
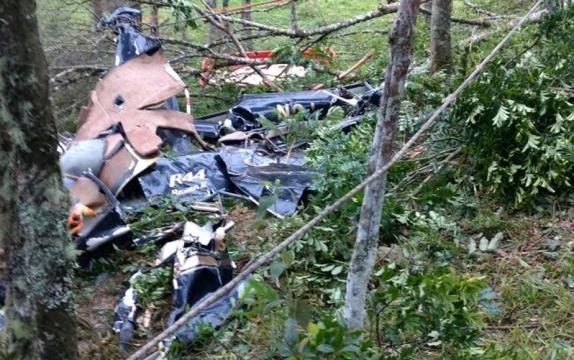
[290,0,298,31]
[150,5,159,36]
[343,0,421,329]
[241,0,253,49]
[0,0,78,358]
[430,0,452,74]
[206,0,224,50]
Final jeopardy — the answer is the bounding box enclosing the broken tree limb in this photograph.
[215,3,400,38]
[337,49,375,80]
[420,6,493,27]
[312,49,375,90]
[162,37,274,65]
[125,2,543,358]
[459,9,547,47]
[138,0,288,14]
[463,0,499,17]
[138,0,395,37]
[49,64,108,84]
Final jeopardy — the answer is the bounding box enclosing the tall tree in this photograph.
[344,0,421,329]
[0,0,78,359]
[430,0,452,74]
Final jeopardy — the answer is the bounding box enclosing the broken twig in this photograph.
[312,49,375,90]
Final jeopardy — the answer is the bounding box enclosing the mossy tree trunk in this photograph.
[343,0,420,329]
[0,1,79,359]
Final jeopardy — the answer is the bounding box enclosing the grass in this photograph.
[461,210,574,358]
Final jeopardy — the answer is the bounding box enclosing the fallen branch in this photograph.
[137,0,289,16]
[312,49,375,90]
[463,0,499,17]
[419,6,493,27]
[161,37,274,65]
[49,64,107,83]
[216,3,399,38]
[458,9,547,47]
[196,0,283,91]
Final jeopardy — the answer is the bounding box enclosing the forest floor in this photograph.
[72,203,574,359]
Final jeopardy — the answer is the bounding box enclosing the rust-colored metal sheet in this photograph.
[74,49,187,144]
[95,49,184,112]
[119,109,197,155]
[75,91,115,141]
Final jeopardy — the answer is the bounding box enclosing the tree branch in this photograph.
[458,9,547,47]
[215,3,400,38]
[420,6,492,27]
[463,0,499,17]
[195,0,283,90]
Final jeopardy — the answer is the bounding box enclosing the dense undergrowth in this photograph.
[39,1,574,359]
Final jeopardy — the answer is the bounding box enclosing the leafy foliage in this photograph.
[453,11,574,206]
[279,315,378,360]
[132,266,172,308]
[373,263,486,357]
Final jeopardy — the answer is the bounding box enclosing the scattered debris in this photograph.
[1,5,380,350]
[546,236,561,252]
[199,48,336,87]
[113,219,241,353]
[60,6,380,261]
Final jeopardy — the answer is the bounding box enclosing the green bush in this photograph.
[372,263,486,357]
[453,12,574,207]
[279,314,378,360]
[458,57,573,205]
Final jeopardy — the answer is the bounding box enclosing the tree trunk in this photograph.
[0,1,78,359]
[430,0,452,74]
[290,0,298,32]
[206,0,226,51]
[150,5,159,36]
[343,0,421,329]
[241,0,253,49]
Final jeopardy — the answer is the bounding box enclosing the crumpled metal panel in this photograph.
[228,89,337,131]
[74,49,185,142]
[100,7,161,65]
[218,145,314,216]
[168,280,243,345]
[138,152,228,201]
[118,109,198,156]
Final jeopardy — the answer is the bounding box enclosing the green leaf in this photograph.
[307,322,320,337]
[316,343,335,353]
[492,104,509,127]
[269,260,287,282]
[331,265,343,275]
